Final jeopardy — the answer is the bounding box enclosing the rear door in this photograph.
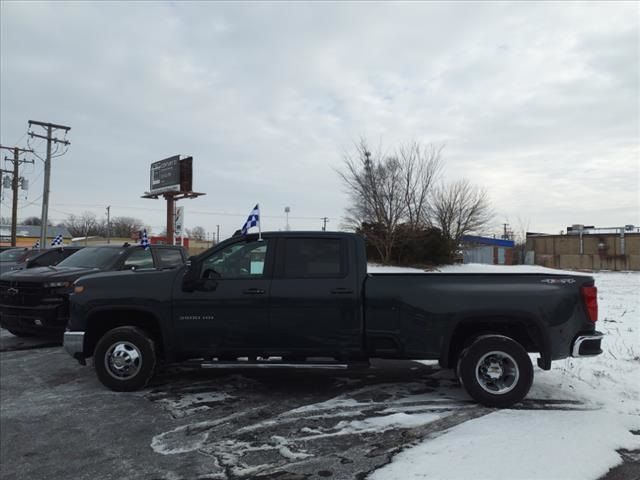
[268,236,361,357]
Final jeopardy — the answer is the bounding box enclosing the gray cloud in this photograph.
[1,1,638,239]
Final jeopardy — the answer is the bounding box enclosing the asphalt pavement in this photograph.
[0,329,637,480]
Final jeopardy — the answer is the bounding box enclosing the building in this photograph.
[526,225,640,271]
[0,225,72,247]
[462,235,515,265]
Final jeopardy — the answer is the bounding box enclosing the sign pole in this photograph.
[165,192,175,245]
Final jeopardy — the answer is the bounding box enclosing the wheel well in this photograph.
[444,317,543,369]
[84,310,163,359]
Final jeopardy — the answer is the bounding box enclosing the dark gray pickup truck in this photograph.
[63,232,602,407]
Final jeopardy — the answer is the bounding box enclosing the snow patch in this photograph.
[370,410,640,480]
[299,412,443,440]
[154,391,232,419]
[368,263,592,276]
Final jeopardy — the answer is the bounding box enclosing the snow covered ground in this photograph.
[371,271,640,480]
[368,262,592,276]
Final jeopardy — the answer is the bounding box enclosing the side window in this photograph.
[61,249,79,261]
[283,239,344,278]
[201,240,269,279]
[156,249,184,268]
[29,251,56,267]
[123,248,154,269]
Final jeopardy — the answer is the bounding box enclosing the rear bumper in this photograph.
[571,331,604,357]
[63,331,86,365]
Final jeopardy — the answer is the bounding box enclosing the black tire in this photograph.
[94,326,157,392]
[6,328,35,338]
[458,334,533,408]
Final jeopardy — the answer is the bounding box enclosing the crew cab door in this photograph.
[172,238,274,355]
[268,236,361,357]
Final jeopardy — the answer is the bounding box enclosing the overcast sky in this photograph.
[1,1,638,240]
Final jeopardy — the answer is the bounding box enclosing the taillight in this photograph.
[581,285,598,323]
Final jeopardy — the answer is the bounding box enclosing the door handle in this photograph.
[242,288,265,295]
[330,288,354,295]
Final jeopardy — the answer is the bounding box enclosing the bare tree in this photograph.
[339,141,407,262]
[23,216,42,226]
[187,226,207,241]
[430,179,493,244]
[399,142,444,229]
[509,216,531,264]
[22,216,52,226]
[338,140,444,263]
[110,216,145,238]
[63,212,100,237]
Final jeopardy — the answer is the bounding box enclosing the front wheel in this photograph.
[457,335,533,408]
[94,326,157,392]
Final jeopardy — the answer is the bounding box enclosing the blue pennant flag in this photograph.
[241,204,261,239]
[51,234,63,247]
[139,229,150,250]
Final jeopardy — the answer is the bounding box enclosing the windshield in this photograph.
[0,248,29,262]
[56,247,126,269]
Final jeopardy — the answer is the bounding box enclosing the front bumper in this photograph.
[0,304,68,337]
[63,331,86,365]
[571,331,604,357]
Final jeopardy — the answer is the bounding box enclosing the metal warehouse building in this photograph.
[462,235,515,265]
[526,225,640,272]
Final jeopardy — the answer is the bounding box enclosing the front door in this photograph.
[172,238,273,357]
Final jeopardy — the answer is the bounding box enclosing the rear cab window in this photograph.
[122,248,154,269]
[155,248,185,268]
[282,238,346,278]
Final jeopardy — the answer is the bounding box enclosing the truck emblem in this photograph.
[541,278,575,285]
[7,288,19,296]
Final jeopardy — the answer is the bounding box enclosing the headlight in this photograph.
[74,285,85,294]
[44,281,70,288]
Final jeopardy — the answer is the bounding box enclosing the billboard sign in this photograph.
[150,155,181,194]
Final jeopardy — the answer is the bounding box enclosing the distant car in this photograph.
[0,244,187,338]
[0,247,83,275]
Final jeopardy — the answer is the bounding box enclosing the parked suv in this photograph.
[0,244,187,338]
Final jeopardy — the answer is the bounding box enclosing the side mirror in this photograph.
[182,258,202,292]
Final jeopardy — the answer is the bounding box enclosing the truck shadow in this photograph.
[0,330,61,352]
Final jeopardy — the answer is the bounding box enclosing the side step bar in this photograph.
[200,361,369,370]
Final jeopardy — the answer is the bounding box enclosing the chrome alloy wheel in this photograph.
[104,341,142,380]
[475,350,520,395]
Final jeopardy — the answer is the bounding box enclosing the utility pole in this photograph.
[216,224,220,244]
[0,145,34,246]
[284,206,291,231]
[28,120,71,247]
[106,205,111,244]
[321,217,329,232]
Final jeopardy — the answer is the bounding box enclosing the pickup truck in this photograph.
[0,244,187,338]
[63,232,603,407]
[0,246,82,275]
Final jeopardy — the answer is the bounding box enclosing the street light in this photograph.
[284,206,290,231]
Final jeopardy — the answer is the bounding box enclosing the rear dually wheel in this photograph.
[457,334,533,408]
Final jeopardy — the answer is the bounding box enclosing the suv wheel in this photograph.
[94,326,156,392]
[457,335,533,408]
